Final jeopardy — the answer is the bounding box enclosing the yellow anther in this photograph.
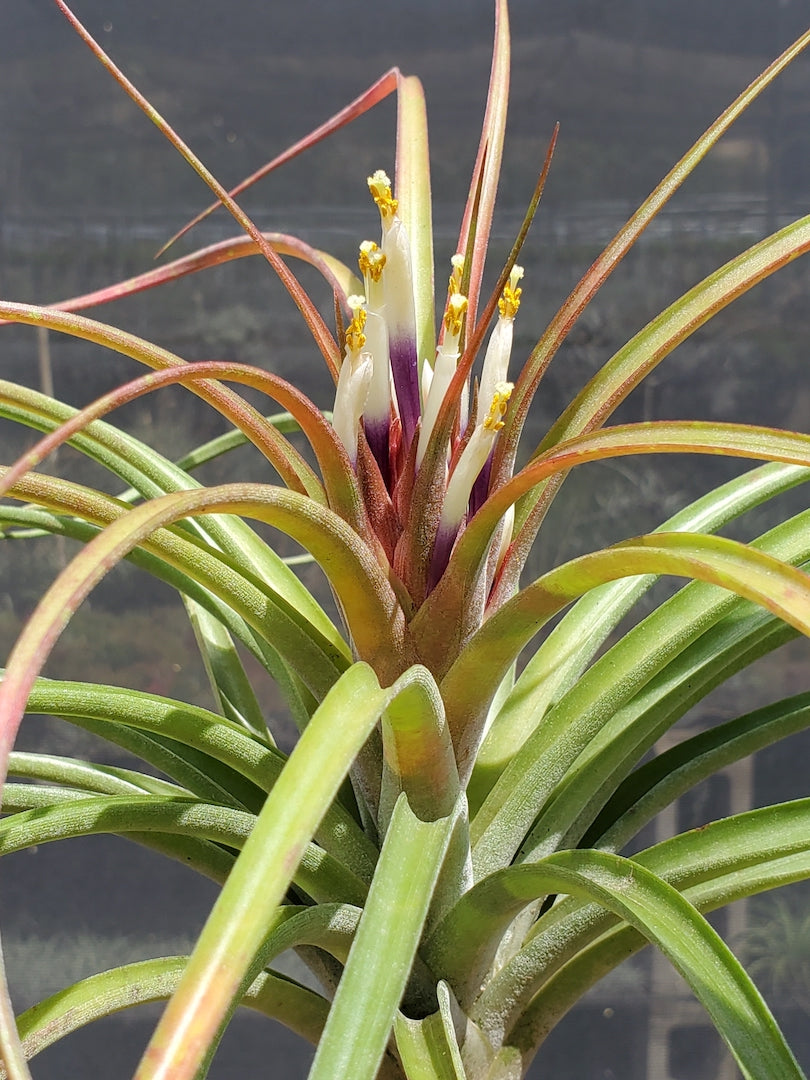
[443,292,468,338]
[483,381,513,432]
[358,240,386,282]
[448,254,465,295]
[498,265,524,319]
[367,169,398,219]
[345,295,368,354]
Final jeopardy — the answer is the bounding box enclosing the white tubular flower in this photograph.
[477,265,523,426]
[368,169,420,446]
[439,381,513,535]
[358,241,390,430]
[333,295,372,465]
[429,380,514,588]
[416,256,468,468]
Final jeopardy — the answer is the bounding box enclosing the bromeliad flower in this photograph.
[5,3,810,1080]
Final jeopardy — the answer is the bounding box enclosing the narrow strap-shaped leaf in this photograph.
[0,500,334,732]
[21,677,375,879]
[438,850,807,1080]
[470,461,810,809]
[471,508,810,872]
[20,690,265,816]
[2,799,237,888]
[492,26,810,488]
[158,67,401,254]
[52,0,341,376]
[495,803,810,1061]
[5,956,329,1073]
[396,74,435,372]
[0,380,348,655]
[444,532,810,784]
[308,793,458,1080]
[380,666,459,825]
[1,359,378,543]
[416,419,810,671]
[1,478,403,794]
[496,214,810,597]
[184,598,270,741]
[0,795,366,907]
[131,664,386,1080]
[592,692,810,853]
[522,603,795,863]
[379,666,469,932]
[0,304,324,502]
[534,217,810,466]
[395,981,468,1080]
[396,0,511,605]
[34,232,361,319]
[6,751,184,798]
[453,0,510,334]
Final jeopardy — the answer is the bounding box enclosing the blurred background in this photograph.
[2,2,810,1076]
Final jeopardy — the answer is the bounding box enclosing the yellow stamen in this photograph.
[448,253,465,296]
[367,169,398,220]
[498,265,524,319]
[443,292,468,338]
[345,295,367,354]
[483,381,513,432]
[358,240,386,282]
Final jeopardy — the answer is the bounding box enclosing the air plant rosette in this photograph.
[3,2,810,1079]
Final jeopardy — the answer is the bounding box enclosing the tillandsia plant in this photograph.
[3,1,810,1078]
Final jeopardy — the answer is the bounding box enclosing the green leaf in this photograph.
[0,794,367,906]
[0,480,408,805]
[183,598,270,741]
[380,665,459,825]
[416,420,810,675]
[308,793,457,1080]
[469,461,810,810]
[497,214,810,594]
[6,956,329,1072]
[437,850,806,1080]
[590,692,810,853]
[21,677,375,880]
[7,750,184,798]
[395,981,467,1080]
[496,802,810,1062]
[494,25,810,484]
[132,664,387,1080]
[0,498,334,732]
[444,531,810,785]
[0,305,325,501]
[0,380,348,656]
[471,508,810,873]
